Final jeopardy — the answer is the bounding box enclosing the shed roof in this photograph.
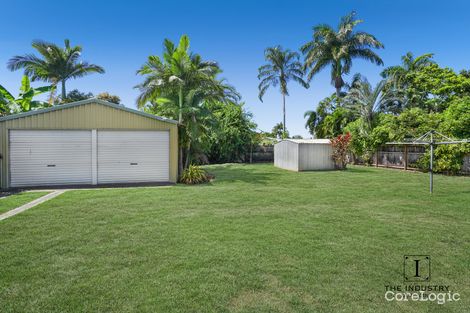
[283,139,331,144]
[0,98,178,124]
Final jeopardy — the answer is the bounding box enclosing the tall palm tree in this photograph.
[381,52,435,85]
[301,11,384,101]
[258,46,309,137]
[136,35,238,175]
[7,39,104,101]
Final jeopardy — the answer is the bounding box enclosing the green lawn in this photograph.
[0,164,469,313]
[0,191,50,215]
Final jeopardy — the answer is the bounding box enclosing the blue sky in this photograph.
[1,0,470,136]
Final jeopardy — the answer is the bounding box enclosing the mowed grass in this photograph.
[0,164,469,313]
[0,192,50,215]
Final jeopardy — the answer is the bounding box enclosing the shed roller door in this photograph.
[9,130,93,187]
[97,131,169,184]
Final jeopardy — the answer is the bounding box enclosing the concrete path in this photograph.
[0,190,66,222]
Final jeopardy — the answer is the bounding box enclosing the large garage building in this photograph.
[0,99,178,189]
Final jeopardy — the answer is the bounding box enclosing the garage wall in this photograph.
[0,101,178,188]
[274,141,299,171]
[298,143,335,171]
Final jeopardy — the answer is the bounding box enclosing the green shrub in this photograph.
[180,165,212,184]
[416,144,470,175]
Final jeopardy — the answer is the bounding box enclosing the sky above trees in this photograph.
[1,0,469,136]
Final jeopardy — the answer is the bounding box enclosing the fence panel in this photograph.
[246,145,274,163]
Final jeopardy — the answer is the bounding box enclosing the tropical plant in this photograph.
[7,39,104,101]
[271,122,289,139]
[180,164,211,184]
[301,11,384,101]
[304,93,349,138]
[258,46,309,137]
[206,101,257,163]
[331,132,352,169]
[320,107,353,138]
[0,76,53,115]
[136,35,239,175]
[304,110,317,136]
[344,74,403,131]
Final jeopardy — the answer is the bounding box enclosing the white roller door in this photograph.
[9,130,93,187]
[97,130,169,184]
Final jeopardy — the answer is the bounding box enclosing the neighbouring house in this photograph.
[274,139,335,171]
[0,99,178,189]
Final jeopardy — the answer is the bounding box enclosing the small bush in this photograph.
[331,133,352,169]
[180,165,212,184]
[416,144,470,175]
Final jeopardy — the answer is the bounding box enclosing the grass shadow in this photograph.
[206,163,282,185]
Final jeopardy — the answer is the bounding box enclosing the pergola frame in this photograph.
[387,130,469,193]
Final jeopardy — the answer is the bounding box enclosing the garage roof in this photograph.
[0,98,178,124]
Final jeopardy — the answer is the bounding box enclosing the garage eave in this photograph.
[0,99,178,125]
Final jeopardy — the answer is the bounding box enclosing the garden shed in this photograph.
[274,139,335,171]
[0,99,178,189]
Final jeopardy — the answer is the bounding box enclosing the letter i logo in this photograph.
[404,255,430,282]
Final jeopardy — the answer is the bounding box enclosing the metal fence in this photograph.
[353,145,470,174]
[376,145,425,169]
[246,145,274,163]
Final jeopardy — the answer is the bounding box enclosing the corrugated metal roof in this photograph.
[0,98,178,124]
[284,139,331,144]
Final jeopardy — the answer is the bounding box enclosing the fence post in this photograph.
[404,145,408,171]
[375,148,379,167]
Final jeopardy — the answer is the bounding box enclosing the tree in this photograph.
[136,35,239,175]
[258,46,309,137]
[7,39,104,101]
[96,92,121,104]
[404,64,470,112]
[304,110,318,137]
[206,101,257,163]
[301,11,383,101]
[344,74,402,131]
[271,122,288,139]
[0,76,53,115]
[441,96,470,138]
[305,93,350,138]
[381,52,435,84]
[61,89,93,103]
[321,107,353,138]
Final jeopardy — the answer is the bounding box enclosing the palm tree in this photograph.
[303,110,318,137]
[381,52,435,85]
[344,74,402,130]
[136,35,239,175]
[301,11,384,102]
[271,122,287,139]
[7,39,104,101]
[258,46,309,137]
